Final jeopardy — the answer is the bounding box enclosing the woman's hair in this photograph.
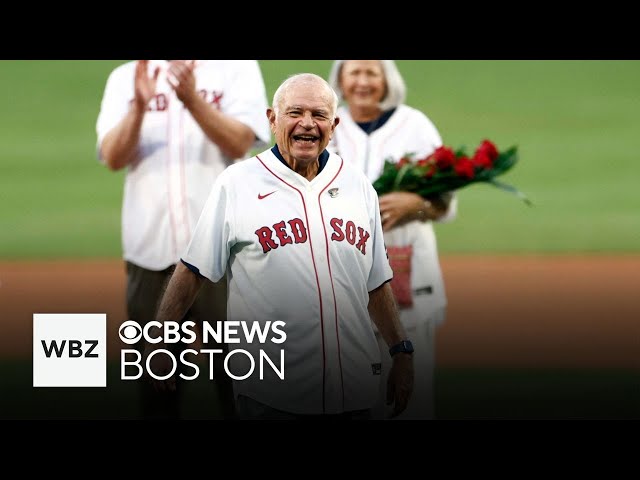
[327,60,406,111]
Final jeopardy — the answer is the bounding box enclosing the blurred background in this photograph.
[1,60,639,419]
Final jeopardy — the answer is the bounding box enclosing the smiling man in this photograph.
[147,73,414,420]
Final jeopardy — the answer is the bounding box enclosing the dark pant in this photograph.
[125,261,235,419]
[236,395,372,420]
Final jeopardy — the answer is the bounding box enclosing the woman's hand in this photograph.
[379,191,428,231]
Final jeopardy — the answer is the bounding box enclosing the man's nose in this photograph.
[300,113,316,128]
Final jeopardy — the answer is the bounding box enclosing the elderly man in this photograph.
[148,73,413,419]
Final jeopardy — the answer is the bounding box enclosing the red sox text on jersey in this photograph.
[129,90,224,112]
[255,218,370,255]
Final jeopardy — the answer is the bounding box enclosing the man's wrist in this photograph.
[389,339,414,357]
[179,90,200,110]
[131,99,148,116]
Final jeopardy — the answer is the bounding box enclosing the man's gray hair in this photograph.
[327,60,407,111]
[273,73,339,118]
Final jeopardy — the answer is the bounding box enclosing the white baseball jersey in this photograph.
[182,147,393,415]
[96,60,271,271]
[328,104,457,315]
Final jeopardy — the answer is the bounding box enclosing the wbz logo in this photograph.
[33,314,106,387]
[41,339,99,358]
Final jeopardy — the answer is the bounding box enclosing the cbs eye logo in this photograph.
[119,320,143,345]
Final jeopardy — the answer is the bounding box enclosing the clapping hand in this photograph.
[167,60,197,106]
[134,60,159,111]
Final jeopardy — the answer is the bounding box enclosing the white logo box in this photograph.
[33,313,107,387]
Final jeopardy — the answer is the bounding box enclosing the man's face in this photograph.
[268,83,338,166]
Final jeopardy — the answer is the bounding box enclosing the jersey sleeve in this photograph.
[221,61,271,150]
[181,169,235,283]
[95,64,131,157]
[365,180,393,292]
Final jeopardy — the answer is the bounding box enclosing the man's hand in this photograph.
[386,352,414,418]
[134,60,160,111]
[167,60,198,107]
[143,341,176,392]
[368,282,414,417]
[143,262,205,392]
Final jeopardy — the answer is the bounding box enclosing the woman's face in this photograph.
[339,60,387,110]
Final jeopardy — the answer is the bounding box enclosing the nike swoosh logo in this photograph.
[258,191,277,200]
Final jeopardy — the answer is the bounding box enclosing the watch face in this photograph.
[390,340,414,356]
[389,340,413,356]
[402,340,414,352]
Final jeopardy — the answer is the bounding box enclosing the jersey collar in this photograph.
[271,144,330,175]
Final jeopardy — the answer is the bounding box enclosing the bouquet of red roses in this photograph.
[372,139,531,205]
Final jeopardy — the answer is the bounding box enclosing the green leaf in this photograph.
[392,163,413,191]
[487,178,532,206]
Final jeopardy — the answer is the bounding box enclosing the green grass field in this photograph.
[1,60,639,258]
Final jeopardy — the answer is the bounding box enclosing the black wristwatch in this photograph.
[389,340,414,357]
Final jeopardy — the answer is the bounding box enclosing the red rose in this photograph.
[476,139,499,162]
[472,151,493,169]
[454,156,475,179]
[430,146,457,169]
